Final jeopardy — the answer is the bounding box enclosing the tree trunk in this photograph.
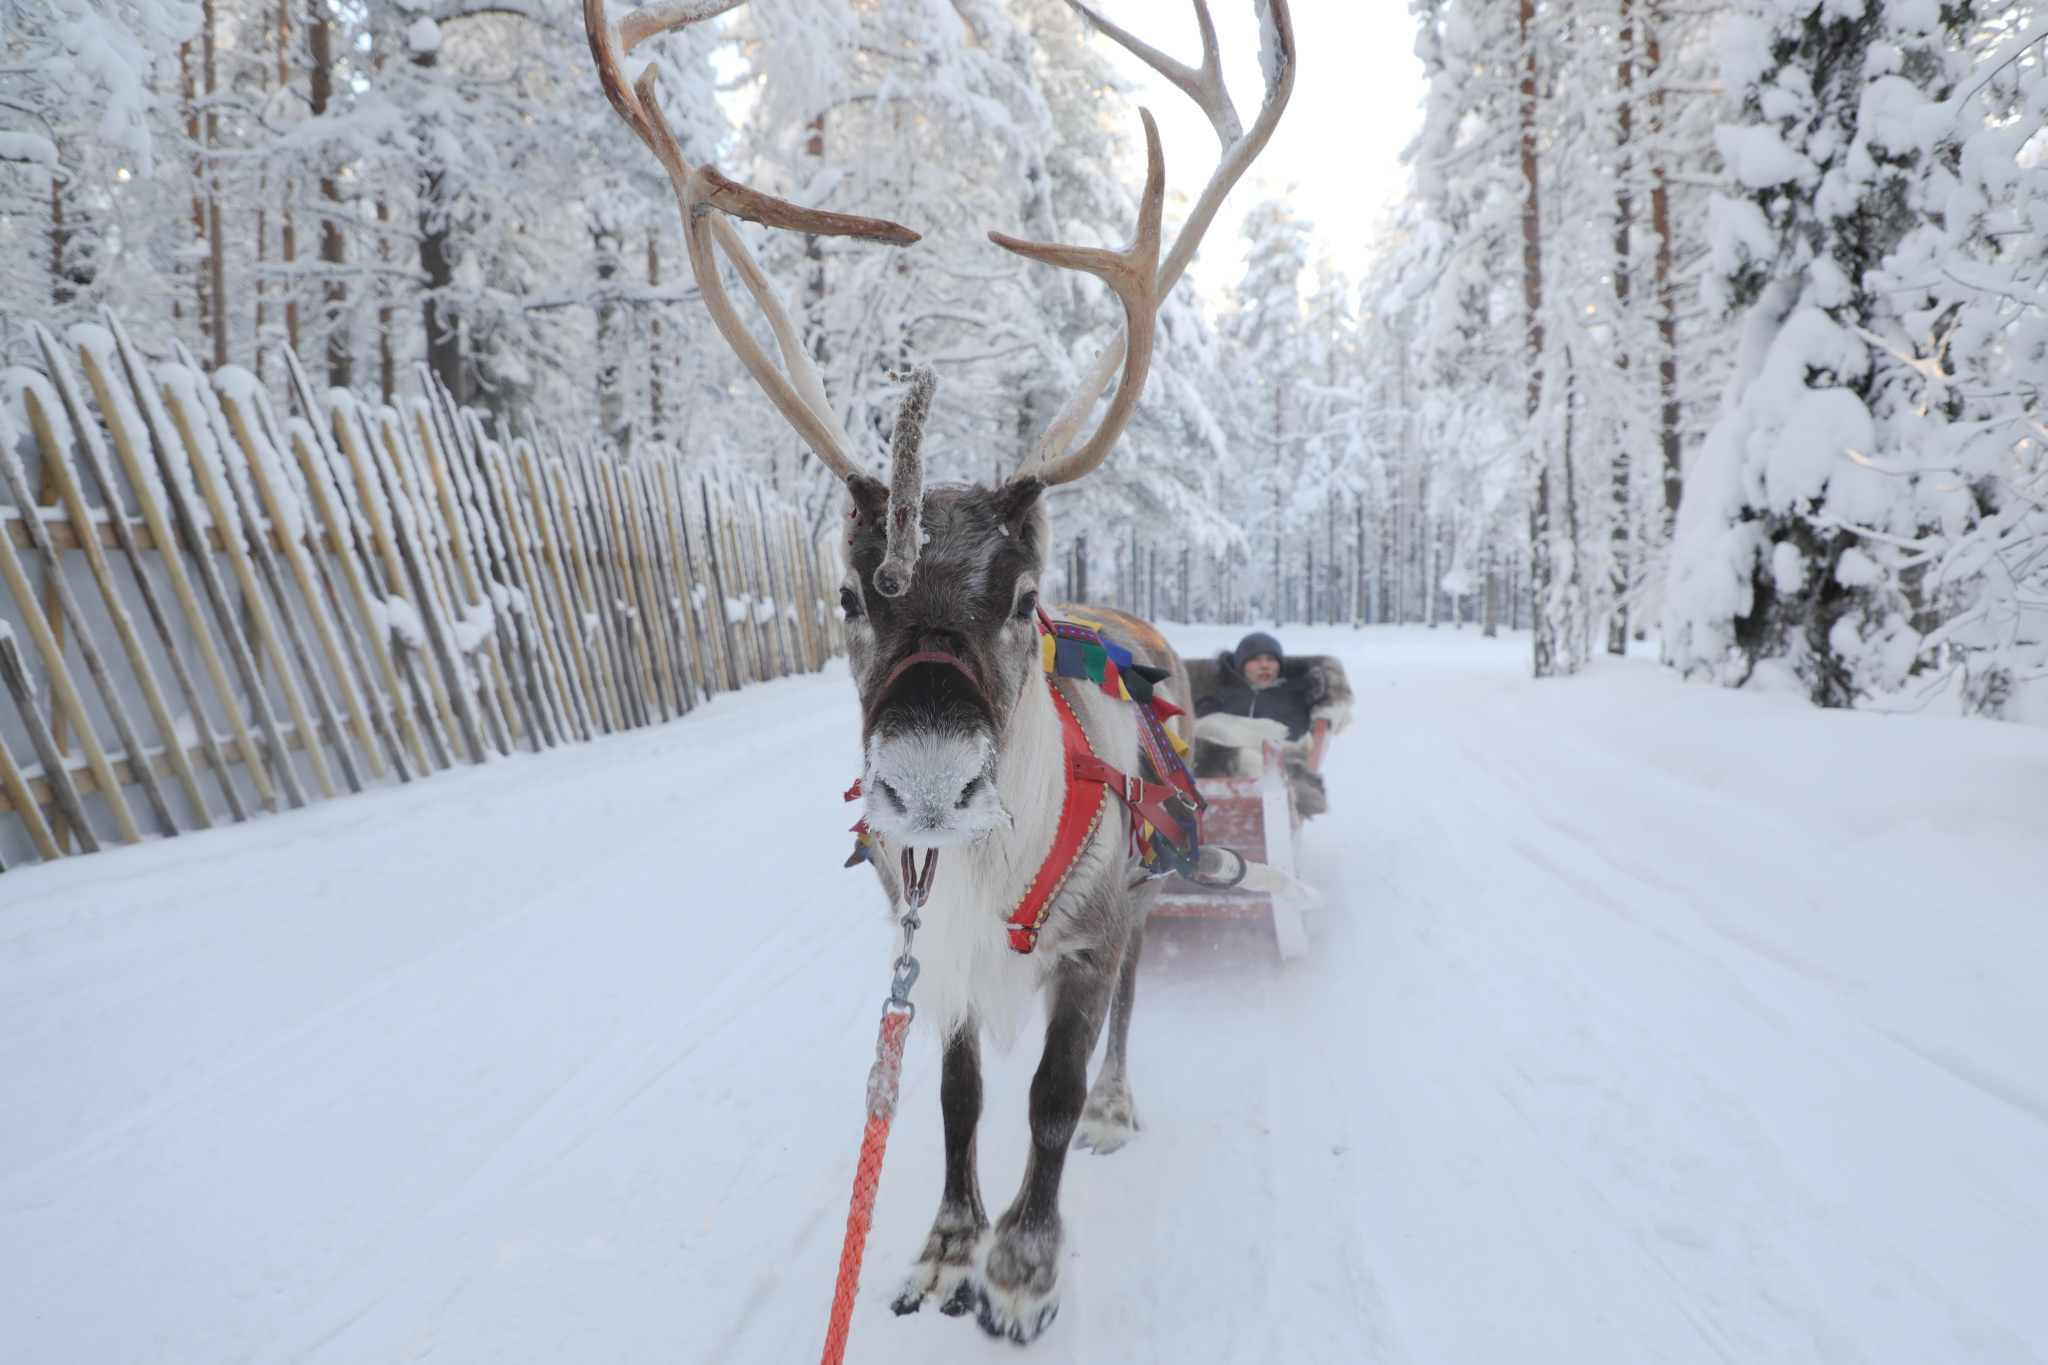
[377,200,396,403]
[274,0,292,358]
[309,5,350,387]
[1484,545,1499,638]
[592,218,625,450]
[1521,0,1554,677]
[49,167,71,306]
[648,230,665,442]
[1608,0,1634,654]
[1648,6,1680,523]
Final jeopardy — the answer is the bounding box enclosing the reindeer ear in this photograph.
[847,473,889,529]
[995,476,1043,528]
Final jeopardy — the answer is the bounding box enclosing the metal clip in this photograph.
[887,847,938,1017]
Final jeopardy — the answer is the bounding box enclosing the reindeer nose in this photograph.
[875,771,984,814]
[862,729,1007,847]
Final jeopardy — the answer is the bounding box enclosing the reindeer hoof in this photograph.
[892,1238,981,1317]
[1073,1080,1140,1154]
[939,1277,978,1317]
[892,1264,972,1317]
[976,1218,1063,1342]
[975,1285,1059,1344]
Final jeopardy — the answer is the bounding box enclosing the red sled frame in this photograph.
[1152,718,1329,958]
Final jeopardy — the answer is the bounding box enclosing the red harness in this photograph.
[847,635,1198,955]
[1002,681,1200,951]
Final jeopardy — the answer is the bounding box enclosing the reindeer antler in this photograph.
[583,0,919,482]
[998,0,1296,488]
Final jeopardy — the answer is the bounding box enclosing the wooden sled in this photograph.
[1153,720,1331,960]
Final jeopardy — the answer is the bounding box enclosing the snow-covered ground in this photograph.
[3,625,2043,1364]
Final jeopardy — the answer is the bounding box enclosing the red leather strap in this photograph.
[1003,685,1108,953]
[1070,751,1193,854]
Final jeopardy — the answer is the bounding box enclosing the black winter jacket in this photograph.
[1193,654,1319,741]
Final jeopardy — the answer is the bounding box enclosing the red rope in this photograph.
[820,1004,913,1365]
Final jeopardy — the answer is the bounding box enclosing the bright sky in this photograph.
[1081,0,1427,301]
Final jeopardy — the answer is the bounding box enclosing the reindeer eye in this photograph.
[840,587,862,619]
[1014,590,1038,620]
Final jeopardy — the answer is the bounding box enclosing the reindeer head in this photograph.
[586,0,1293,846]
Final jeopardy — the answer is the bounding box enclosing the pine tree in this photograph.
[1665,0,1972,705]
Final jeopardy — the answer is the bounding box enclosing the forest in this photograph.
[5,0,2047,719]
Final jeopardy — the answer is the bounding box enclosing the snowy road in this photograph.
[4,626,2044,1363]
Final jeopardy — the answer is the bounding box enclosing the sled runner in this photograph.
[1153,656,1346,958]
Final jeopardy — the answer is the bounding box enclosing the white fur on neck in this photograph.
[875,664,1135,1045]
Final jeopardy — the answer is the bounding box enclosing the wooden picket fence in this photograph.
[0,315,844,869]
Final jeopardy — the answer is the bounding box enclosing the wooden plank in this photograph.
[0,711,382,813]
[409,386,516,754]
[752,482,799,676]
[618,464,678,718]
[69,323,247,822]
[652,459,710,707]
[276,349,423,777]
[570,446,645,725]
[484,433,575,744]
[424,383,541,750]
[0,407,147,843]
[1257,739,1309,957]
[2,514,280,554]
[781,505,820,672]
[509,431,598,740]
[0,686,63,859]
[27,326,213,830]
[132,346,304,807]
[1149,894,1278,919]
[550,452,628,730]
[196,371,362,796]
[329,395,461,768]
[698,477,744,692]
[223,378,388,783]
[280,347,428,777]
[376,403,483,761]
[367,402,489,764]
[588,458,649,725]
[724,478,767,683]
[251,387,409,783]
[98,313,280,813]
[329,401,458,773]
[515,435,600,739]
[602,460,668,720]
[450,421,552,753]
[0,632,99,852]
[642,459,701,711]
[667,469,719,699]
[10,380,179,837]
[159,358,339,800]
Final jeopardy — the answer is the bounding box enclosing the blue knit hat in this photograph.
[1232,632,1283,673]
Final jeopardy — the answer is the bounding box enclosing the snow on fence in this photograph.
[0,317,843,869]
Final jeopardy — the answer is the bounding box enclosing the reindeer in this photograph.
[585,0,1293,1341]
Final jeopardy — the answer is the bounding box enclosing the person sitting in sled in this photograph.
[1191,632,1351,816]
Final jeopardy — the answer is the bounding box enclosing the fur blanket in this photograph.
[1184,654,1353,817]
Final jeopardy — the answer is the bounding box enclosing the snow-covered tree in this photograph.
[1665,0,1972,706]
[0,0,199,351]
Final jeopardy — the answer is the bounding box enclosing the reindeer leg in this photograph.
[1075,908,1147,1153]
[892,1021,988,1316]
[976,950,1118,1342]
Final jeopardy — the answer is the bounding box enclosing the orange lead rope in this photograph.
[821,848,934,1365]
[819,1005,910,1365]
